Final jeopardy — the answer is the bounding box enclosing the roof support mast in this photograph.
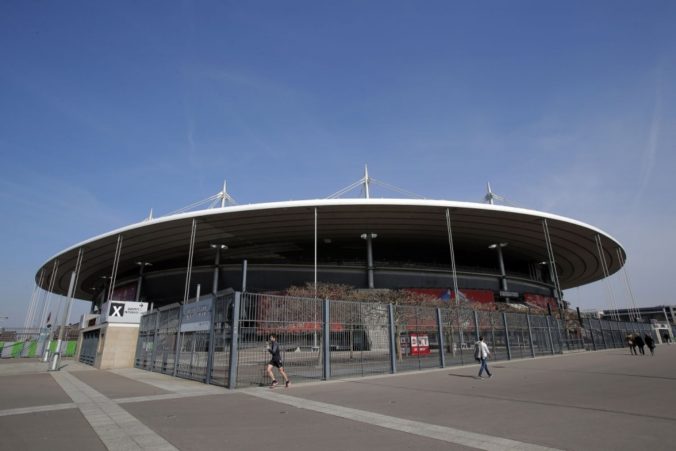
[485,183,505,205]
[363,165,370,199]
[362,165,375,288]
[221,180,227,208]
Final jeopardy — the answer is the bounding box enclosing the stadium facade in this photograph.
[27,177,630,369]
[33,195,626,314]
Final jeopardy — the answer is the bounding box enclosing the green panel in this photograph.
[27,341,38,357]
[40,340,77,356]
[11,342,23,358]
[64,341,77,356]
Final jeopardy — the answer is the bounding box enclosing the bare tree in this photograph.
[285,283,445,361]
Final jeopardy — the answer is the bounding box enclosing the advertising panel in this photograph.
[400,333,431,356]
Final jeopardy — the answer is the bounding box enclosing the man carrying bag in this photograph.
[474,336,492,379]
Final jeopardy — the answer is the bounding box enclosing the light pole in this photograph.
[488,243,509,293]
[361,233,378,289]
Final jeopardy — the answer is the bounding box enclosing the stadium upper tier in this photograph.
[35,199,625,303]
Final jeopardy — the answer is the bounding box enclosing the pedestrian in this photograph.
[474,336,492,379]
[265,335,290,388]
[662,333,671,344]
[644,334,655,356]
[626,334,636,355]
[634,334,645,355]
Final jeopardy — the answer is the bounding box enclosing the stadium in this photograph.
[33,178,625,314]
[26,173,640,379]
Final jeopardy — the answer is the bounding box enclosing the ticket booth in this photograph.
[76,300,148,369]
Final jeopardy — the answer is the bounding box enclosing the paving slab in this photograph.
[1,345,674,450]
[278,346,676,450]
[123,391,473,451]
[0,408,106,451]
[0,372,72,409]
[110,368,226,396]
[70,370,170,400]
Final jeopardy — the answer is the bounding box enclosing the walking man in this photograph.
[644,334,655,356]
[266,335,290,388]
[634,334,646,355]
[474,336,492,379]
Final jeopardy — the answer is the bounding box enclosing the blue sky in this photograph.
[1,1,675,326]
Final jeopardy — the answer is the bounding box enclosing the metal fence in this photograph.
[0,326,78,359]
[582,318,655,350]
[133,292,661,389]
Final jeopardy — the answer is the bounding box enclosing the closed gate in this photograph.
[79,329,100,366]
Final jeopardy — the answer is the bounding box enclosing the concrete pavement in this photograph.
[0,346,675,450]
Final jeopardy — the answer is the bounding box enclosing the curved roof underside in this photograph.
[36,199,626,299]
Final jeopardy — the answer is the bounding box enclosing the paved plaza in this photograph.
[1,345,675,451]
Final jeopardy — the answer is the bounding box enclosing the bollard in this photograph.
[49,352,60,371]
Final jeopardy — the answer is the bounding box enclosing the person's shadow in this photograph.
[447,373,479,379]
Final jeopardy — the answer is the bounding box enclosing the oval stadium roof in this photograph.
[36,199,625,299]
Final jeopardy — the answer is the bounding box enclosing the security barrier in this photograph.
[134,292,659,389]
[0,327,77,359]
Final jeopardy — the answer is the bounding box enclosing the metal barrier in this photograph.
[135,311,158,370]
[476,310,508,361]
[152,305,181,374]
[0,326,77,359]
[393,304,440,372]
[440,307,475,366]
[133,292,659,389]
[329,300,390,379]
[79,329,99,365]
[237,293,322,387]
[208,293,234,387]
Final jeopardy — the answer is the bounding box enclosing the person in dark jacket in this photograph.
[644,334,655,356]
[265,335,290,388]
[633,334,645,355]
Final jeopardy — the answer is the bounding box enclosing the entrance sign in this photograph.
[101,300,148,324]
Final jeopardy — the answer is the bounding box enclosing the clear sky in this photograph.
[1,1,675,326]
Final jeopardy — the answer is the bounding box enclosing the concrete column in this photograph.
[364,234,376,289]
[496,245,508,292]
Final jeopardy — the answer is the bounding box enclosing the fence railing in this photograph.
[134,292,660,389]
[0,326,78,359]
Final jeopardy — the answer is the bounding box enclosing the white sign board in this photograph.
[101,300,148,324]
